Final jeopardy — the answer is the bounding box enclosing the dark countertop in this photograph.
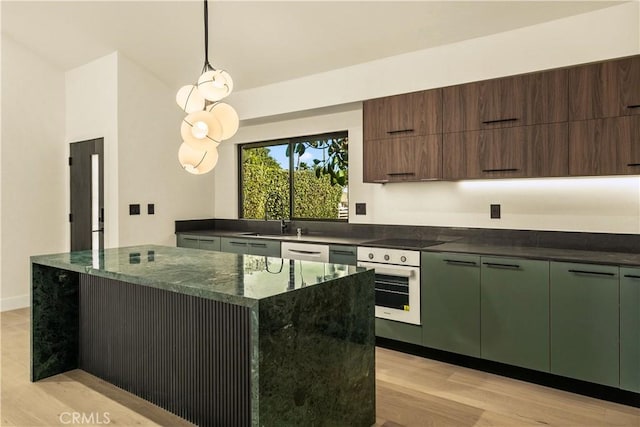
[177,229,640,267]
[31,245,368,307]
[423,242,640,267]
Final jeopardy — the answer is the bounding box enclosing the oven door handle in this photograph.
[358,262,415,278]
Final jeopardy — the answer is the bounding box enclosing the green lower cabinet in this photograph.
[481,257,549,372]
[375,318,422,345]
[220,237,281,257]
[422,252,481,357]
[328,245,357,265]
[550,262,619,387]
[621,267,640,393]
[177,234,200,249]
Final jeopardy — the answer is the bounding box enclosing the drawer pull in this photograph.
[483,262,521,269]
[627,163,640,167]
[482,168,519,173]
[331,250,355,256]
[387,172,415,176]
[250,243,267,248]
[230,241,247,246]
[386,129,415,135]
[624,274,640,279]
[372,179,390,183]
[568,269,615,277]
[444,259,478,267]
[482,118,518,124]
[184,237,198,241]
[626,104,640,109]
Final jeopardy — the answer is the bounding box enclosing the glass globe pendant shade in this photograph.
[176,85,205,113]
[207,102,239,140]
[197,70,233,101]
[180,110,223,150]
[178,142,219,175]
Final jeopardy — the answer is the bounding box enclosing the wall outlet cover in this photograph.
[147,203,155,215]
[490,204,501,219]
[355,203,367,215]
[129,204,140,215]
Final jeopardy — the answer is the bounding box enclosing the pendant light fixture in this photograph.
[176,0,239,175]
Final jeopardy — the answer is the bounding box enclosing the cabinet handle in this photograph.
[250,243,267,248]
[387,172,415,176]
[288,249,322,255]
[331,250,355,256]
[623,274,640,279]
[483,262,521,270]
[444,259,478,267]
[372,179,390,183]
[482,168,519,173]
[184,237,198,241]
[230,241,247,246]
[568,269,615,277]
[627,163,640,167]
[386,129,415,135]
[482,118,518,124]
[626,104,640,109]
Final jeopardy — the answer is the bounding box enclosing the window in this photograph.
[239,131,348,221]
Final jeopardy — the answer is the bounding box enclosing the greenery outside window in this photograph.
[239,131,348,221]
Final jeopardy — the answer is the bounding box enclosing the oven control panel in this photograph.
[357,246,420,266]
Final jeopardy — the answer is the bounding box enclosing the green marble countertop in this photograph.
[31,245,368,307]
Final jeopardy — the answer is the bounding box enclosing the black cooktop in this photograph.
[360,238,444,250]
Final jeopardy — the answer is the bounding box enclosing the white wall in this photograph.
[1,35,66,310]
[65,52,119,248]
[215,2,640,234]
[117,54,214,247]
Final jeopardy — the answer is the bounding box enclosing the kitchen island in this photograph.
[31,245,375,426]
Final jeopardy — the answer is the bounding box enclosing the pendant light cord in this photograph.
[201,0,216,74]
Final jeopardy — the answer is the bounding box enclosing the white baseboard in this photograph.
[1,294,30,312]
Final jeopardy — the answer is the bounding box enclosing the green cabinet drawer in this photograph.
[198,236,221,252]
[550,262,619,387]
[221,237,281,257]
[177,234,200,249]
[375,318,422,345]
[422,252,481,357]
[621,267,640,393]
[481,257,549,371]
[329,245,357,265]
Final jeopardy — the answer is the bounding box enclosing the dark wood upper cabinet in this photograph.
[363,135,442,183]
[363,89,442,141]
[443,69,568,133]
[443,123,568,180]
[569,116,640,176]
[569,56,640,121]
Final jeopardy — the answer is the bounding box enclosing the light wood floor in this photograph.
[2,308,638,426]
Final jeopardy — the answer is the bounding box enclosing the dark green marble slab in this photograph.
[31,264,79,381]
[256,269,376,426]
[31,245,369,308]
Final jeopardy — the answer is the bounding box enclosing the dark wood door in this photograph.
[70,138,104,251]
[443,69,567,133]
[363,89,442,140]
[443,124,568,179]
[569,116,640,176]
[569,55,640,120]
[363,135,442,183]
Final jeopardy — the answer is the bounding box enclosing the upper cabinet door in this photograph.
[569,56,640,120]
[443,69,567,133]
[363,89,442,140]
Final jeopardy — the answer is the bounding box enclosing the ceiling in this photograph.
[1,1,625,92]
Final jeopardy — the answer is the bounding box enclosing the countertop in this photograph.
[178,230,640,267]
[31,245,367,307]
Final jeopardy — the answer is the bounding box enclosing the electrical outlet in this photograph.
[355,203,367,215]
[147,203,155,215]
[490,204,501,219]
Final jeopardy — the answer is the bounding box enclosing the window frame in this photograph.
[237,130,349,222]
